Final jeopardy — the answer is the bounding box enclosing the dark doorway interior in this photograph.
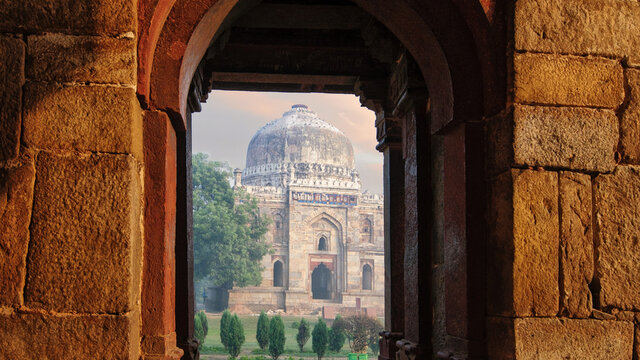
[273,260,284,287]
[311,263,332,299]
[318,236,327,251]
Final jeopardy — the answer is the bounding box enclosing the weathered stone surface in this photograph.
[513,105,618,172]
[485,109,513,177]
[27,34,136,85]
[23,83,142,159]
[0,161,35,307]
[0,312,139,359]
[559,172,593,318]
[487,169,559,316]
[514,53,624,108]
[515,0,640,66]
[621,69,640,164]
[594,166,640,310]
[0,36,24,161]
[0,0,135,35]
[513,318,633,359]
[25,152,141,313]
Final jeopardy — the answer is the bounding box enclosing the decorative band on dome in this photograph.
[291,104,308,109]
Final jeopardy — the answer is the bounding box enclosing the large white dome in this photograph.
[242,105,359,189]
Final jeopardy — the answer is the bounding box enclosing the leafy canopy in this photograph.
[192,153,271,289]
[296,318,311,352]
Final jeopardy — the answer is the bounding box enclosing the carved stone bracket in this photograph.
[378,331,403,360]
[395,339,422,360]
[375,112,402,152]
[177,337,200,360]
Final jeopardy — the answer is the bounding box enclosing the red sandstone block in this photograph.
[0,312,139,359]
[25,151,142,314]
[23,83,143,159]
[0,35,24,161]
[0,160,35,307]
[27,33,136,85]
[0,0,136,35]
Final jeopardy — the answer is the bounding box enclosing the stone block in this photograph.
[487,169,559,316]
[485,109,513,177]
[25,151,142,313]
[23,83,142,159]
[0,0,135,35]
[0,36,24,161]
[27,33,136,85]
[621,69,640,164]
[515,0,640,66]
[514,53,624,108]
[0,312,139,359]
[513,318,633,359]
[559,172,593,318]
[513,105,618,172]
[0,161,35,307]
[594,166,640,310]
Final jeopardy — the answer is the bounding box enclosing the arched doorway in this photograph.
[140,0,496,358]
[273,260,283,287]
[318,236,327,251]
[362,264,372,290]
[311,263,332,300]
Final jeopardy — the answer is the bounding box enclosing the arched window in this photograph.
[362,264,372,290]
[273,260,283,287]
[318,236,327,251]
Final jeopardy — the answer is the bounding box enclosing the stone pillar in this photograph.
[375,111,405,360]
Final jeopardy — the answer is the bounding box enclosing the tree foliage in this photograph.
[192,153,271,289]
[256,311,270,350]
[331,314,383,353]
[311,318,328,360]
[296,318,311,352]
[327,315,346,352]
[227,314,246,358]
[194,311,209,347]
[268,315,285,360]
[220,309,232,350]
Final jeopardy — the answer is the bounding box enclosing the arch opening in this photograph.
[362,264,372,290]
[311,263,332,300]
[273,260,284,287]
[318,236,327,251]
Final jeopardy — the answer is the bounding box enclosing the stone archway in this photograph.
[311,263,332,300]
[139,0,497,359]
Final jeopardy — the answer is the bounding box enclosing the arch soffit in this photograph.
[143,0,496,130]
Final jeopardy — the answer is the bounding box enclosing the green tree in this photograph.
[194,311,209,348]
[194,313,205,347]
[256,311,270,350]
[227,314,245,358]
[192,153,271,291]
[296,318,311,352]
[268,315,285,360]
[328,315,346,352]
[311,318,328,360]
[220,309,232,350]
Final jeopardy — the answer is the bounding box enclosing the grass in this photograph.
[200,313,374,358]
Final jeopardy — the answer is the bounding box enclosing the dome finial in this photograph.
[292,104,308,110]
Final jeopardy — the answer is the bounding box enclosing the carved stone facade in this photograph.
[227,105,384,314]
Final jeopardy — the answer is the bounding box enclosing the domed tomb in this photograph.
[243,104,360,189]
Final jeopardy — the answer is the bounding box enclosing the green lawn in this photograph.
[201,313,373,358]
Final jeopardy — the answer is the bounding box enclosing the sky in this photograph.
[191,90,383,194]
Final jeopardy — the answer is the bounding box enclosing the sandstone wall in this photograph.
[0,1,144,358]
[485,0,640,356]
